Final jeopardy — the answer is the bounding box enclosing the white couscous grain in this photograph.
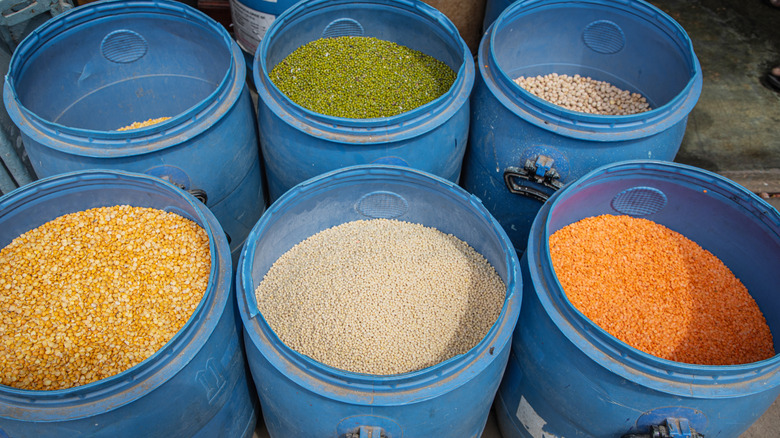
[254,218,506,375]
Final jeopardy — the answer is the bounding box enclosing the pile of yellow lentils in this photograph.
[116,117,171,131]
[0,205,211,390]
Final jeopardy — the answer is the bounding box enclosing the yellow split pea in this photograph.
[549,214,774,365]
[0,205,211,390]
[117,117,171,131]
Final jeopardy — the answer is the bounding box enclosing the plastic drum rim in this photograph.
[481,0,703,140]
[237,165,521,404]
[528,160,780,397]
[2,0,244,157]
[253,0,475,144]
[0,170,231,420]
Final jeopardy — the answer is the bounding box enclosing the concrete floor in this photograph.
[252,0,780,437]
[649,0,780,172]
[648,1,780,435]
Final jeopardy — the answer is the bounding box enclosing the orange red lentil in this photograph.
[549,214,775,365]
[0,205,211,390]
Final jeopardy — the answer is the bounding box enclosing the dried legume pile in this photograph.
[117,117,171,131]
[514,73,651,115]
[254,218,505,375]
[269,36,456,119]
[549,214,775,365]
[0,205,211,390]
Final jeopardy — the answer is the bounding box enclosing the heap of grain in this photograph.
[549,214,774,365]
[514,73,651,116]
[254,218,505,375]
[269,36,456,119]
[117,117,171,131]
[0,205,211,390]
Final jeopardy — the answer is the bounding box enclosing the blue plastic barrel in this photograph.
[461,0,702,253]
[254,0,475,202]
[0,170,256,438]
[2,0,265,263]
[495,160,780,438]
[237,165,521,437]
[228,0,297,84]
[482,0,512,31]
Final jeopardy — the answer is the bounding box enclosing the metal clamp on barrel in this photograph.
[148,169,209,205]
[346,425,387,438]
[503,155,563,202]
[170,183,208,205]
[622,417,705,438]
[186,188,208,205]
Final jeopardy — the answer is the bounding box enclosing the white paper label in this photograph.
[229,0,276,54]
[515,396,561,438]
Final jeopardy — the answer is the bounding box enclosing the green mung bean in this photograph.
[269,36,456,119]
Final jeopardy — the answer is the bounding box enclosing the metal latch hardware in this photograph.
[503,155,563,202]
[186,188,208,205]
[156,174,208,205]
[345,425,387,438]
[622,417,704,438]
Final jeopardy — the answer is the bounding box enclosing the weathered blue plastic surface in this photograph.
[0,170,257,438]
[228,0,298,83]
[236,165,522,437]
[482,0,513,31]
[495,160,780,438]
[253,0,475,202]
[2,0,266,263]
[460,0,702,254]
